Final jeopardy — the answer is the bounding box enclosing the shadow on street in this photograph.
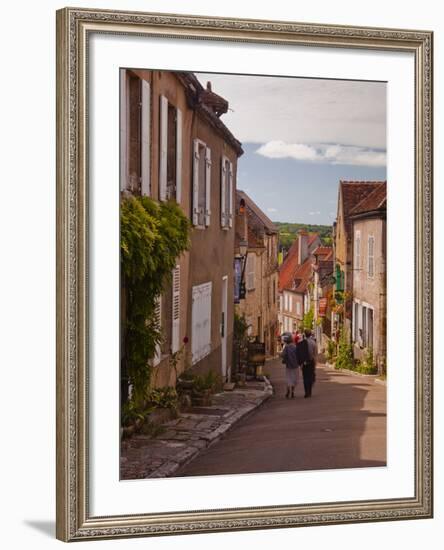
[175,358,387,477]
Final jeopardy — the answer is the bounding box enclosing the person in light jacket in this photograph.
[281,340,300,398]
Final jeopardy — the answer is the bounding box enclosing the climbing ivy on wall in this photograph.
[120,196,190,404]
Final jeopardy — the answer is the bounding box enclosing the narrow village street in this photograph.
[175,357,386,477]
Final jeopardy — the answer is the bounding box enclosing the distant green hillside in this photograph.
[274,222,333,250]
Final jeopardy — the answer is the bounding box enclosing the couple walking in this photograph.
[281,329,317,399]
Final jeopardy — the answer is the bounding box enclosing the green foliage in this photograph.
[146,387,179,409]
[234,313,250,352]
[302,307,314,331]
[335,330,354,370]
[176,368,222,397]
[121,196,190,405]
[121,400,151,427]
[168,342,190,382]
[193,371,222,393]
[326,339,336,362]
[274,222,332,251]
[355,348,377,374]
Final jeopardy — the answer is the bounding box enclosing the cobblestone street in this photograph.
[176,357,386,477]
[121,357,386,479]
[120,378,273,479]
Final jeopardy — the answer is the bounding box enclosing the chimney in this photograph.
[298,231,309,264]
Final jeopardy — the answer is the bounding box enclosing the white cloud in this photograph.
[267,207,278,213]
[256,141,386,167]
[309,211,321,216]
[196,72,386,149]
[256,141,318,161]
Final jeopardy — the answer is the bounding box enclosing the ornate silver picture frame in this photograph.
[56,7,433,542]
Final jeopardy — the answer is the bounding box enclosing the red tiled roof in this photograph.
[292,257,313,293]
[278,233,321,292]
[349,181,387,216]
[339,181,386,236]
[279,239,299,291]
[308,233,319,246]
[340,180,385,217]
[313,246,333,258]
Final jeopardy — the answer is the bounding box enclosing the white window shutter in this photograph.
[119,69,128,192]
[159,95,168,201]
[203,283,212,357]
[141,80,151,196]
[192,139,200,225]
[205,147,212,226]
[171,265,180,353]
[191,282,212,364]
[153,295,162,366]
[221,158,227,227]
[176,108,182,204]
[228,161,234,227]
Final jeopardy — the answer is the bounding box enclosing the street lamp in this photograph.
[239,238,248,258]
[238,239,248,300]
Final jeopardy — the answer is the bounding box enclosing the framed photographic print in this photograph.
[56,7,433,542]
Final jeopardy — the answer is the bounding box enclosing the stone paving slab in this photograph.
[120,377,273,479]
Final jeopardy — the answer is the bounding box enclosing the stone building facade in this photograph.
[278,232,321,336]
[350,183,387,371]
[235,191,279,357]
[334,180,387,339]
[120,68,243,391]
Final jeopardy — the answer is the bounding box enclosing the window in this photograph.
[191,282,212,364]
[171,265,180,353]
[120,70,151,195]
[246,253,255,290]
[368,235,375,278]
[354,230,361,270]
[159,95,182,203]
[362,306,367,347]
[296,302,301,316]
[368,308,374,349]
[247,317,253,336]
[192,139,211,226]
[353,301,360,343]
[289,295,293,312]
[221,156,233,228]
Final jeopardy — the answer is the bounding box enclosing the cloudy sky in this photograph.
[197,72,386,225]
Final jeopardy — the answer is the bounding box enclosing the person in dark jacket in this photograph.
[297,329,317,398]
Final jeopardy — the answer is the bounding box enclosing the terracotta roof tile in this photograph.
[278,239,299,291]
[313,246,333,258]
[291,258,313,293]
[349,181,387,216]
[278,233,321,292]
[339,180,386,234]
